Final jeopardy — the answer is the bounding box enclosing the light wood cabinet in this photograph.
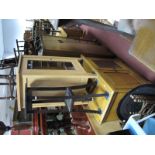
[83,57,149,124]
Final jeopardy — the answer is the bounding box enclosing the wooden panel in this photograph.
[32,101,91,108]
[82,56,115,124]
[92,59,122,70]
[104,92,126,122]
[16,55,23,111]
[85,80,114,123]
[82,56,148,124]
[42,35,114,58]
[62,26,84,39]
[100,72,140,90]
[16,73,21,111]
[88,58,128,73]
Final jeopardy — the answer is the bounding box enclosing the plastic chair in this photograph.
[123,113,155,135]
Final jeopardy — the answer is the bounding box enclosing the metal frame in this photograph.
[16,39,25,54]
[16,39,37,55]
[0,66,16,100]
[25,80,109,114]
[0,48,18,100]
[0,57,17,70]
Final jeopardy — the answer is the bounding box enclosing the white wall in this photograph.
[0,19,4,59]
[2,19,26,58]
[117,19,134,35]
[49,19,59,30]
[1,19,58,59]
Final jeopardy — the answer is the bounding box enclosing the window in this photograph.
[27,60,74,70]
